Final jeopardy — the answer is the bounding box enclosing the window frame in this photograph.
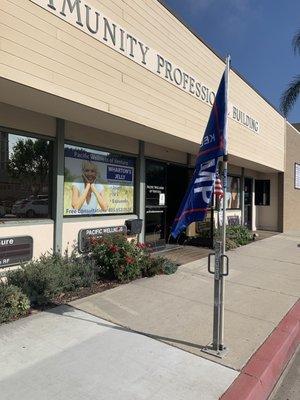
[294,163,300,190]
[0,126,54,222]
[64,140,138,218]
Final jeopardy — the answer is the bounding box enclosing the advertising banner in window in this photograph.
[64,146,134,216]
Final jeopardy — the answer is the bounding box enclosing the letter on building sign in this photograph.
[85,5,100,34]
[103,17,116,46]
[138,42,149,65]
[165,61,174,81]
[60,0,83,26]
[157,54,165,74]
[127,34,138,58]
[47,0,56,10]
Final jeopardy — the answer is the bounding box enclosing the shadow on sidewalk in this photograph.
[48,304,207,351]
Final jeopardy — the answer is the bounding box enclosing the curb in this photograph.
[220,299,300,400]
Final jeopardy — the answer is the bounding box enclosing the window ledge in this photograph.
[0,219,54,227]
[63,214,138,223]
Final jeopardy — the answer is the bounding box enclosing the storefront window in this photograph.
[226,176,241,209]
[255,180,270,206]
[64,144,135,216]
[0,130,51,220]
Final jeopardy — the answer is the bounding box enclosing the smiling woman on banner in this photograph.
[71,161,108,213]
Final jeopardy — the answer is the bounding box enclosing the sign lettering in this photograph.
[0,236,33,268]
[78,225,127,252]
[30,0,260,133]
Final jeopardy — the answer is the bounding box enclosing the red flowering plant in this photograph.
[89,234,178,283]
[89,234,150,283]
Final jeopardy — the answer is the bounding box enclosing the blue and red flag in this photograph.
[171,71,228,239]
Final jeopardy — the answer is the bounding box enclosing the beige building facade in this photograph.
[0,0,298,268]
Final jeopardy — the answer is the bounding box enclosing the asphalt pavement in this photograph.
[269,346,300,400]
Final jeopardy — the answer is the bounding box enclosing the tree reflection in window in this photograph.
[0,132,51,219]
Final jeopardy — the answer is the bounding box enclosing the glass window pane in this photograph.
[226,176,241,209]
[64,144,135,216]
[255,180,270,206]
[0,131,51,220]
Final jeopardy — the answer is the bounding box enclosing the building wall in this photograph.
[65,121,139,155]
[0,0,284,171]
[0,221,54,265]
[145,142,187,164]
[256,173,279,231]
[0,102,56,137]
[0,0,293,272]
[282,123,300,231]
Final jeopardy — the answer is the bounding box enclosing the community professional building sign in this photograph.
[31,0,215,106]
[30,0,260,133]
[229,104,260,133]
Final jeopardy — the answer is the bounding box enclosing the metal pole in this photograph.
[241,168,245,226]
[52,118,65,253]
[203,56,231,358]
[212,240,222,350]
[219,55,230,350]
[137,140,146,243]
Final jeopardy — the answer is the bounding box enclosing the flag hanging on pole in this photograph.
[171,70,228,239]
[214,172,224,200]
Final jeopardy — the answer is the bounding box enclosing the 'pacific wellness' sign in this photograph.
[30,0,260,132]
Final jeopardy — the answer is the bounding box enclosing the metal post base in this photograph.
[202,343,228,358]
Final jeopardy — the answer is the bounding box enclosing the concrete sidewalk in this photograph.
[0,305,237,400]
[72,232,300,372]
[0,232,299,399]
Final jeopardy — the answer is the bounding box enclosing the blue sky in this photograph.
[164,0,300,123]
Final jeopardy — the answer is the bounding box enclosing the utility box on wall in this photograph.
[125,219,143,235]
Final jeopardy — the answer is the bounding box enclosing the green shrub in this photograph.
[60,252,96,292]
[90,235,178,283]
[141,255,164,277]
[7,251,97,306]
[226,225,252,246]
[7,254,64,306]
[162,259,178,275]
[91,235,143,283]
[0,284,30,324]
[224,238,238,251]
[141,256,178,277]
[215,225,252,249]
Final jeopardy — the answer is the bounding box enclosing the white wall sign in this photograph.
[30,0,260,133]
[159,193,165,206]
[30,0,216,106]
[295,163,300,189]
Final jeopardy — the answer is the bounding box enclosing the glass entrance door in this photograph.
[145,161,167,250]
[244,178,253,229]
